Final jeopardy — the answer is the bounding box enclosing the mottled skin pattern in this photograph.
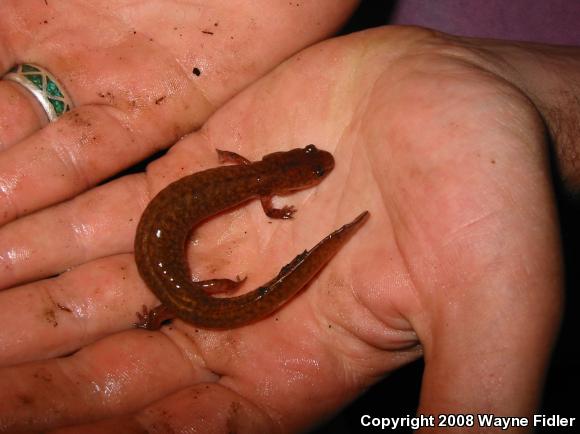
[134,145,368,329]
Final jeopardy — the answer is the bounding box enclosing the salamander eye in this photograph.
[305,144,317,154]
[314,166,325,177]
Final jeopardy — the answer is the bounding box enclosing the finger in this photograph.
[0,40,211,227]
[0,254,154,366]
[0,139,237,291]
[0,173,147,290]
[0,329,212,433]
[0,80,45,148]
[0,95,206,226]
[0,52,210,228]
[50,384,273,434]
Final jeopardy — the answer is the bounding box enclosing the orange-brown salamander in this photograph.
[134,144,369,329]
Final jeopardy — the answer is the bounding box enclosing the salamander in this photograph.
[134,144,368,329]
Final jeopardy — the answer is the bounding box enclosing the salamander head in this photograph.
[261,144,335,192]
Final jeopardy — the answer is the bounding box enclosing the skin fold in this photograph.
[0,7,578,434]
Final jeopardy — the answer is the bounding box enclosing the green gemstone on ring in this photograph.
[22,64,40,73]
[48,98,65,115]
[5,63,73,121]
[26,74,44,90]
[46,78,64,97]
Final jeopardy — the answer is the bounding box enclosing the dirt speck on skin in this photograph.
[33,370,53,382]
[68,111,92,128]
[226,401,243,434]
[44,308,58,327]
[57,303,72,313]
[97,91,115,104]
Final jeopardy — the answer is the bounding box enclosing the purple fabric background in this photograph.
[390,0,580,46]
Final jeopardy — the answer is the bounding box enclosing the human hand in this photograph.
[0,0,358,226]
[0,26,569,432]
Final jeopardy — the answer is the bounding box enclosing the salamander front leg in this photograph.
[260,195,297,219]
[216,149,251,165]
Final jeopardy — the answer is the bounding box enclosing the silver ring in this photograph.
[3,63,73,122]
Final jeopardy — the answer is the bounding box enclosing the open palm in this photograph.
[0,27,562,432]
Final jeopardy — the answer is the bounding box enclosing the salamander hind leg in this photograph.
[135,304,175,330]
[260,195,297,219]
[196,276,247,294]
